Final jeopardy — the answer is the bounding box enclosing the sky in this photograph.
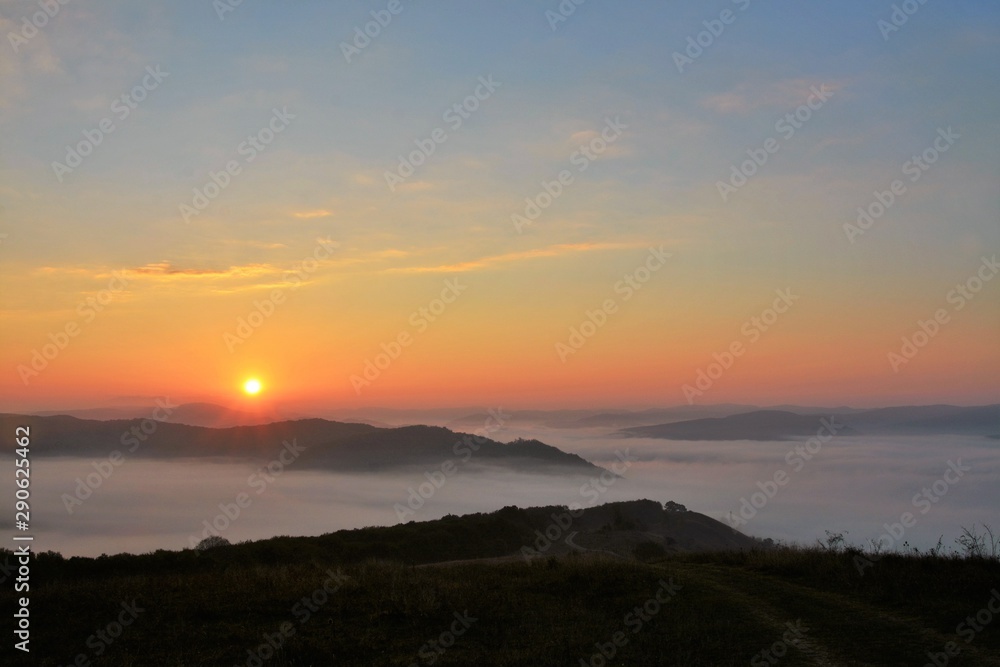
[1,0,998,413]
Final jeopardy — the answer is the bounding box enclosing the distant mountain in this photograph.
[445,404,865,430]
[620,410,855,440]
[619,405,999,440]
[32,406,150,421]
[839,404,1000,435]
[0,414,373,459]
[164,402,293,427]
[0,413,604,475]
[570,404,762,428]
[295,424,602,473]
[32,402,297,428]
[323,406,511,427]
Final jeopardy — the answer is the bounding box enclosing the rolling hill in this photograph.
[0,412,604,474]
[6,499,998,666]
[619,404,999,440]
[619,410,858,441]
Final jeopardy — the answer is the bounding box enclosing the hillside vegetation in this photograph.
[4,501,998,666]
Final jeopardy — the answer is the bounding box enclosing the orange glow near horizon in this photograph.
[0,228,997,413]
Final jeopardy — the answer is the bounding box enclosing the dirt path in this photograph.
[669,562,1000,667]
[673,563,842,666]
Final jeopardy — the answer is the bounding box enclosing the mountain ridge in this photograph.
[619,404,1000,440]
[0,412,605,475]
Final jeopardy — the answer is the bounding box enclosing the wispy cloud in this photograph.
[0,14,61,108]
[372,248,411,259]
[394,181,436,194]
[701,79,846,114]
[34,262,282,283]
[292,210,333,219]
[128,262,275,278]
[385,242,654,274]
[220,239,289,250]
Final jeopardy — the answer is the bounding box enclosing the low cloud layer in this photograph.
[4,429,997,557]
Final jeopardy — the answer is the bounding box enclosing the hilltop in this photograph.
[4,499,999,666]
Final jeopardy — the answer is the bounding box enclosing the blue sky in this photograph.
[1,0,998,409]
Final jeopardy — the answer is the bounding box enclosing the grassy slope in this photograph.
[6,548,1000,666]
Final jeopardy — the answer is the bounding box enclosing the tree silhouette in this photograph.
[195,536,231,551]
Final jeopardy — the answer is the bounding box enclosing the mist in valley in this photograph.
[8,423,997,558]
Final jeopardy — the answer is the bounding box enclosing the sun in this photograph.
[242,378,262,395]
